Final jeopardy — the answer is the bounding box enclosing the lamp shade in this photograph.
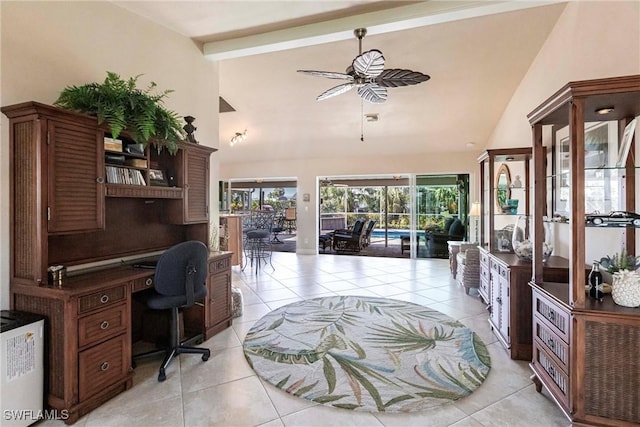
[469,201,481,216]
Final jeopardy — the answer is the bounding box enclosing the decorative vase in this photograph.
[611,270,640,307]
[511,215,553,262]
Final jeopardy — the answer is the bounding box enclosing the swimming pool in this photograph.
[370,230,411,239]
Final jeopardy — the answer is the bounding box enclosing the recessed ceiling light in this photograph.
[364,113,379,122]
[466,142,476,147]
[595,106,615,115]
[506,156,515,161]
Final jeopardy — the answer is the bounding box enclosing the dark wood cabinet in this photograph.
[528,75,640,425]
[2,101,226,424]
[47,119,105,233]
[166,143,213,224]
[204,252,233,339]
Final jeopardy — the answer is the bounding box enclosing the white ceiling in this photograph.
[112,1,567,165]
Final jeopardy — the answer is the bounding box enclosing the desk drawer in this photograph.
[78,303,127,348]
[78,334,128,401]
[78,285,126,314]
[209,256,230,274]
[132,276,154,293]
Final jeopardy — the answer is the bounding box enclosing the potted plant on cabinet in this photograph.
[599,250,640,307]
[54,71,184,154]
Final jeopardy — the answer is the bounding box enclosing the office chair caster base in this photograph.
[202,351,210,362]
[158,369,166,382]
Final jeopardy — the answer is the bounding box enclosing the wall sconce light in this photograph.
[230,129,247,146]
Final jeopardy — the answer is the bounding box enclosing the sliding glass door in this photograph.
[415,174,469,258]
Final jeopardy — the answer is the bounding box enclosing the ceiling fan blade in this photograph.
[375,68,431,87]
[297,70,354,81]
[358,84,387,104]
[352,49,385,78]
[317,83,355,101]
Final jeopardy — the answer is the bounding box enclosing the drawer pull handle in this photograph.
[100,295,109,304]
[496,297,502,305]
[100,362,110,371]
[145,278,153,286]
[547,311,555,322]
[547,365,555,377]
[547,338,555,350]
[100,320,110,330]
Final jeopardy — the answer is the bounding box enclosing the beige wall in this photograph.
[486,0,640,261]
[0,1,219,309]
[2,1,638,307]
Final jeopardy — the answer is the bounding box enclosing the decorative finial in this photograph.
[183,116,198,144]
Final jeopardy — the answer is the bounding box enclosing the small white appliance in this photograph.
[1,310,45,427]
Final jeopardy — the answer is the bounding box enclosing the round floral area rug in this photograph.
[243,295,491,413]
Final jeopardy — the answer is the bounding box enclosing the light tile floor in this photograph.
[45,252,570,427]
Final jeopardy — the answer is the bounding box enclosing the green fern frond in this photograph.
[54,71,184,154]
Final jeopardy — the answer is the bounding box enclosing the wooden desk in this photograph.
[11,251,232,425]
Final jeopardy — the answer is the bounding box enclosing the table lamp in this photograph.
[469,201,481,244]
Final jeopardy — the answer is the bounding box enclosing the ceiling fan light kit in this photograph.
[298,28,430,104]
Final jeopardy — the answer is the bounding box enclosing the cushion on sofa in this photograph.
[448,218,465,238]
[443,217,455,233]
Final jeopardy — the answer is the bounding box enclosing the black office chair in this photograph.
[141,240,210,381]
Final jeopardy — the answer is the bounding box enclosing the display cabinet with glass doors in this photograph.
[528,75,640,426]
[478,148,532,253]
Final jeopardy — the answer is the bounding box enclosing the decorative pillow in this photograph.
[449,219,465,237]
[443,217,455,232]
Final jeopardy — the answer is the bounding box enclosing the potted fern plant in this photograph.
[54,72,184,154]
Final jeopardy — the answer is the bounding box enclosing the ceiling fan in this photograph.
[298,28,430,104]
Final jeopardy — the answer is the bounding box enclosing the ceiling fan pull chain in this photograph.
[360,100,364,142]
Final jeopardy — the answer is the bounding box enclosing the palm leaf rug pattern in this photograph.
[243,295,491,413]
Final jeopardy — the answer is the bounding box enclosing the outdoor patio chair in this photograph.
[271,213,286,243]
[243,210,275,272]
[333,219,366,253]
[362,220,377,247]
[284,207,296,232]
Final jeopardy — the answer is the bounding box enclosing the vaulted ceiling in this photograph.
[113,1,567,164]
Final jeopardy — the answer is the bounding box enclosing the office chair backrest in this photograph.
[154,241,208,305]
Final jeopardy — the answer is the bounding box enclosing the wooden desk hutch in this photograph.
[2,102,233,424]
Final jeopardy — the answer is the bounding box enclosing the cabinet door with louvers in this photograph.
[47,119,104,233]
[182,145,213,223]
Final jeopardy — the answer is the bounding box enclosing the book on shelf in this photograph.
[105,165,146,186]
[124,158,147,168]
